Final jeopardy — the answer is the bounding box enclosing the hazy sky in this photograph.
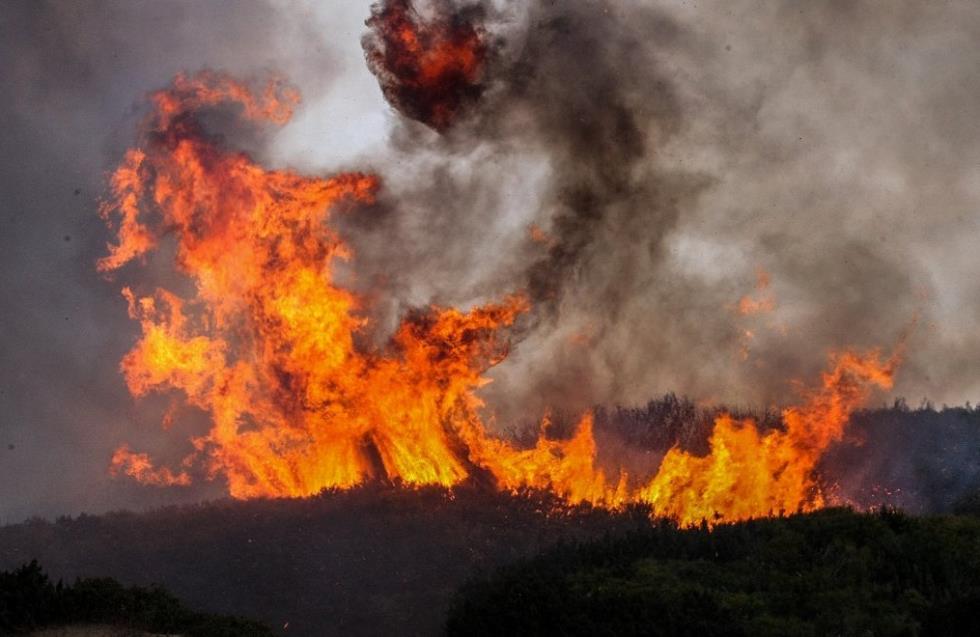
[3,0,980,522]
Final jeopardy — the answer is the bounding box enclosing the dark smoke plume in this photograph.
[352,0,978,427]
[363,0,490,131]
[352,0,708,420]
[364,0,692,307]
[491,3,693,309]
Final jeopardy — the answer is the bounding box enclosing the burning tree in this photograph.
[98,71,900,526]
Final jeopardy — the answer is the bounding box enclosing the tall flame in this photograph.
[102,72,898,525]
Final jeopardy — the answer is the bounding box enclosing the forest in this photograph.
[1,399,979,635]
[447,508,980,636]
[0,560,269,635]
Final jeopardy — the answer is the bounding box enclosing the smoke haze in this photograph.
[3,0,980,520]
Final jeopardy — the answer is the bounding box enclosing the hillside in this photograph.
[1,560,269,635]
[448,508,980,636]
[3,401,980,635]
[0,487,648,636]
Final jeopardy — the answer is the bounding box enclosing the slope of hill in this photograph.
[447,508,980,636]
[0,487,648,636]
[1,560,269,636]
[4,401,980,635]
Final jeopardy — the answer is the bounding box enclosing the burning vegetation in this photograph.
[363,0,488,130]
[98,70,900,526]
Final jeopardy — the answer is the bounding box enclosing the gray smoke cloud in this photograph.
[4,0,980,521]
[344,0,709,424]
[345,0,980,426]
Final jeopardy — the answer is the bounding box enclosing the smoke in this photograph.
[6,0,980,519]
[347,0,709,422]
[362,0,489,131]
[822,405,980,514]
[349,0,980,426]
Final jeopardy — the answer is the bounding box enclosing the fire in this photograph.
[639,350,899,524]
[100,71,898,525]
[528,223,553,246]
[99,71,522,498]
[736,268,776,316]
[363,0,487,130]
[111,445,191,487]
[462,413,630,507]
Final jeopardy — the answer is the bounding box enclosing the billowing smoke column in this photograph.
[363,0,687,310]
[351,1,729,430]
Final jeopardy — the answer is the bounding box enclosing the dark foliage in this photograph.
[0,560,269,635]
[447,508,980,636]
[0,486,649,636]
[3,400,979,635]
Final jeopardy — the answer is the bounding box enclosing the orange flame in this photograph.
[101,72,899,525]
[736,268,776,316]
[110,445,191,487]
[639,349,899,524]
[364,0,487,130]
[100,72,531,499]
[528,223,554,246]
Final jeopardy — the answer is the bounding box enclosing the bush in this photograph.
[0,560,271,635]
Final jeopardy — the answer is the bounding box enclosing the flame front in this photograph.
[639,350,899,524]
[100,71,526,498]
[102,72,898,525]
